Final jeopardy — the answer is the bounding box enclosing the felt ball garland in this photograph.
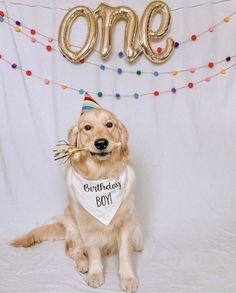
[188,82,194,88]
[44,79,50,85]
[117,68,122,75]
[208,26,214,32]
[208,62,214,68]
[0,6,236,99]
[224,15,230,22]
[60,84,67,89]
[1,8,236,77]
[46,45,52,51]
[30,28,36,35]
[174,42,179,48]
[2,51,235,98]
[26,70,32,76]
[118,51,124,58]
[14,26,21,32]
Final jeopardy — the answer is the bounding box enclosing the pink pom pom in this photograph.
[208,26,214,32]
[43,79,50,85]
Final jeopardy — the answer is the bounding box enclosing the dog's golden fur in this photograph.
[11,108,143,293]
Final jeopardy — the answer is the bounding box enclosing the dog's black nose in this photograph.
[94,138,109,150]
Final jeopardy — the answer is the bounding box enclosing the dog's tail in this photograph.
[10,222,65,248]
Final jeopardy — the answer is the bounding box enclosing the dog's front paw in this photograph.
[87,272,104,288]
[76,255,89,273]
[120,275,138,293]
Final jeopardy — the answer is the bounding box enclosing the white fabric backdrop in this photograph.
[1,0,236,292]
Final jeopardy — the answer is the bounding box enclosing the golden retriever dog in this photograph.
[11,108,143,293]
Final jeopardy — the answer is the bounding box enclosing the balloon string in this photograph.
[0,0,235,12]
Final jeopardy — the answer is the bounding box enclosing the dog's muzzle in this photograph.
[89,142,121,158]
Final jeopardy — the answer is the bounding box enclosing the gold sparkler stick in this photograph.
[53,140,88,163]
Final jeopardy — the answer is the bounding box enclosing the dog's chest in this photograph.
[68,167,129,226]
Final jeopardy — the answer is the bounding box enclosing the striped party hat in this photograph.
[81,92,101,115]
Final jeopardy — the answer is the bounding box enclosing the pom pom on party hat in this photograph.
[81,92,101,115]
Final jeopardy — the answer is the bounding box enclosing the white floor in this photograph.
[1,227,236,293]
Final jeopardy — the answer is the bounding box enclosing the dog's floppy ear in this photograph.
[118,121,129,157]
[68,122,79,146]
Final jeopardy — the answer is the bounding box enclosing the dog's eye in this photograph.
[84,125,92,131]
[106,122,113,128]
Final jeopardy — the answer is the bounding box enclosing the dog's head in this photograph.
[68,108,128,162]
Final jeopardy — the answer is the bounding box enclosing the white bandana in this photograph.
[70,167,127,225]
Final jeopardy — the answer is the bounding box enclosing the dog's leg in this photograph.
[133,223,144,252]
[64,209,88,273]
[65,230,89,273]
[119,226,138,293]
[65,237,88,273]
[87,247,104,288]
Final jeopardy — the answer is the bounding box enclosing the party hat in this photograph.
[81,92,101,115]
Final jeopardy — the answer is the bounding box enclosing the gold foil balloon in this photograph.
[94,3,141,62]
[140,1,174,63]
[58,1,174,64]
[58,6,98,63]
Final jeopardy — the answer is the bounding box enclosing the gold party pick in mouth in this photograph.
[53,140,87,163]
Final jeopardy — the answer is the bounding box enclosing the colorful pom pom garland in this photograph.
[0,52,235,98]
[0,8,235,77]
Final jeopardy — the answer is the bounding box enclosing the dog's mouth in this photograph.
[88,143,121,159]
[90,151,112,157]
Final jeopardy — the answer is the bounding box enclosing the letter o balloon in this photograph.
[58,5,98,63]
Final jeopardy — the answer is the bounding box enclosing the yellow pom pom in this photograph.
[172,70,178,76]
[14,26,21,32]
[220,68,226,74]
[60,84,68,90]
[224,15,230,22]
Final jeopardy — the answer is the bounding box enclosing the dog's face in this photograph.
[68,109,128,161]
